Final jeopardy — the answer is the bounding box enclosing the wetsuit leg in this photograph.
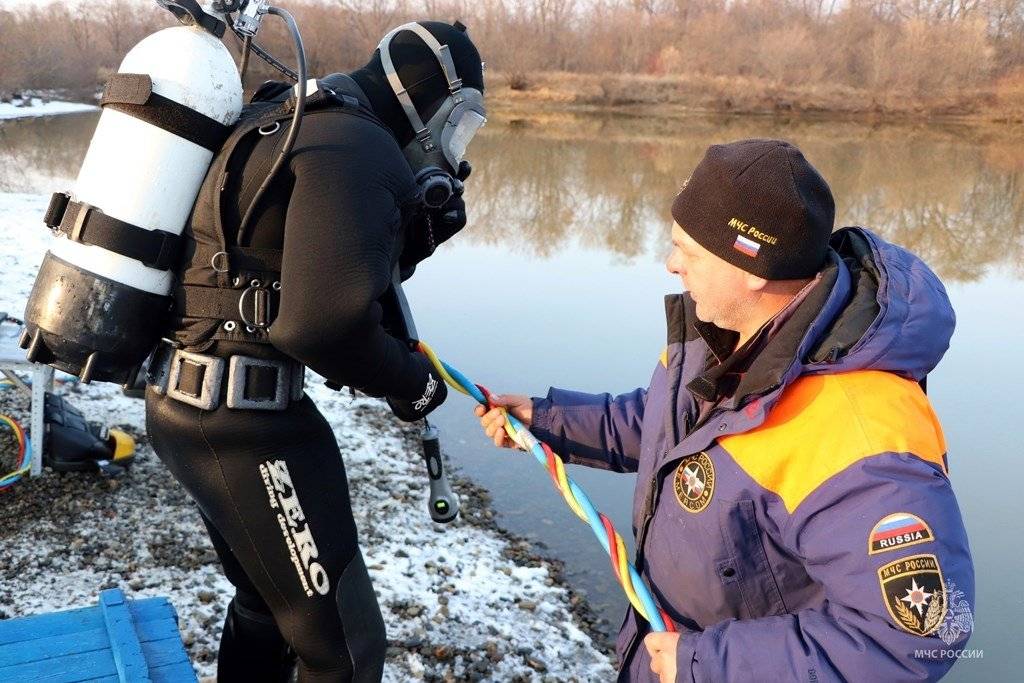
[200,513,296,682]
[145,388,387,682]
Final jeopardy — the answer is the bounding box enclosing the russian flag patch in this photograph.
[733,234,760,258]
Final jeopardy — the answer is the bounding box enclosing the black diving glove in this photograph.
[385,353,448,422]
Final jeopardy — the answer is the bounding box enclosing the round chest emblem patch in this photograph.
[673,451,715,513]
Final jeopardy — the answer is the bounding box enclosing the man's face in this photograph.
[666,222,757,330]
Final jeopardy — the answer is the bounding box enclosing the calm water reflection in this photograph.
[1,111,1020,680]
[466,115,1024,281]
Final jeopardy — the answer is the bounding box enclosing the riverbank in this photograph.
[487,70,1024,126]
[0,94,96,120]
[7,68,1024,129]
[0,192,616,681]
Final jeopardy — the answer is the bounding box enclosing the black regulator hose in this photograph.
[238,33,252,82]
[229,21,299,82]
[237,5,306,246]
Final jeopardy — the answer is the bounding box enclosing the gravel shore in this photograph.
[0,372,616,681]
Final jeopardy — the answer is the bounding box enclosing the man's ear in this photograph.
[744,272,769,293]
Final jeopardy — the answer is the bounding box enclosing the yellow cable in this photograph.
[418,341,470,397]
[615,533,645,612]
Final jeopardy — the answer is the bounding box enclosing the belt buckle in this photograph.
[167,350,225,410]
[226,355,290,410]
[290,361,305,402]
[146,339,178,395]
[238,279,273,329]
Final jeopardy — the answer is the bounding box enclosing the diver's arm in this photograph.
[269,139,432,400]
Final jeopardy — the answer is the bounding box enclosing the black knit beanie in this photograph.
[671,139,834,280]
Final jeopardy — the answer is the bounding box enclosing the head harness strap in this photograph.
[377,22,463,143]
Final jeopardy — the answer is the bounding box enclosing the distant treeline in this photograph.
[2,0,1023,118]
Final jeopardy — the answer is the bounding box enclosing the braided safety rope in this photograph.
[417,340,675,633]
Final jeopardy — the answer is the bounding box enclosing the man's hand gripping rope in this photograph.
[415,340,675,633]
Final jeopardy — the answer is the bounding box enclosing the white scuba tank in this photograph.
[21,21,242,385]
[53,25,242,295]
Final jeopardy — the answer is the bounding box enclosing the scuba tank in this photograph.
[20,3,243,386]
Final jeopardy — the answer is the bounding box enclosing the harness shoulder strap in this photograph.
[180,77,398,343]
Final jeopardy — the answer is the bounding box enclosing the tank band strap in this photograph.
[44,192,182,271]
[101,73,233,152]
[192,243,283,274]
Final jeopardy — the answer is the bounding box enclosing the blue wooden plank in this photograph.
[127,599,178,626]
[0,647,117,682]
[140,637,193,668]
[149,660,199,683]
[0,604,103,644]
[135,618,183,644]
[0,592,195,682]
[99,589,150,683]
[0,625,110,667]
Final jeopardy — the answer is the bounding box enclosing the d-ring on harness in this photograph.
[417,340,676,633]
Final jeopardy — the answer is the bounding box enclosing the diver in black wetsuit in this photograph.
[144,21,485,682]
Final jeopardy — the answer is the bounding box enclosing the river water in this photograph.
[1,110,1021,681]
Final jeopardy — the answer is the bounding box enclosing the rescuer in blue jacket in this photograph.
[478,139,974,682]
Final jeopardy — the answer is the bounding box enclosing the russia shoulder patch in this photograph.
[878,553,947,636]
[868,512,934,555]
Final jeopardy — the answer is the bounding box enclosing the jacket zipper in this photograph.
[620,451,667,674]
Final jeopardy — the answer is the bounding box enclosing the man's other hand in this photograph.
[644,632,679,683]
[474,394,532,449]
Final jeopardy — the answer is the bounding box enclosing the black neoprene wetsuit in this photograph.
[145,75,429,683]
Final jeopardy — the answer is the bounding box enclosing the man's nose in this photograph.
[666,252,682,276]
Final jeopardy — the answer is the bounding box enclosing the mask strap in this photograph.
[377,22,464,147]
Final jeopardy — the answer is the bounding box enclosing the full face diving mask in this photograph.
[378,22,487,209]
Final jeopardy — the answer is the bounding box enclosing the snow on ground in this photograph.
[0,189,616,681]
[0,97,97,120]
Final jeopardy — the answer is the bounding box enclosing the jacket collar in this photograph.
[662,248,854,454]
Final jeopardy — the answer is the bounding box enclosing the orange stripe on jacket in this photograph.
[719,371,947,514]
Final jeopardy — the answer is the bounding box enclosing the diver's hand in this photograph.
[385,354,448,421]
[431,192,467,244]
[399,191,467,280]
[474,394,533,449]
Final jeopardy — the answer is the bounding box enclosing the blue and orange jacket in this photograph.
[530,228,973,682]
